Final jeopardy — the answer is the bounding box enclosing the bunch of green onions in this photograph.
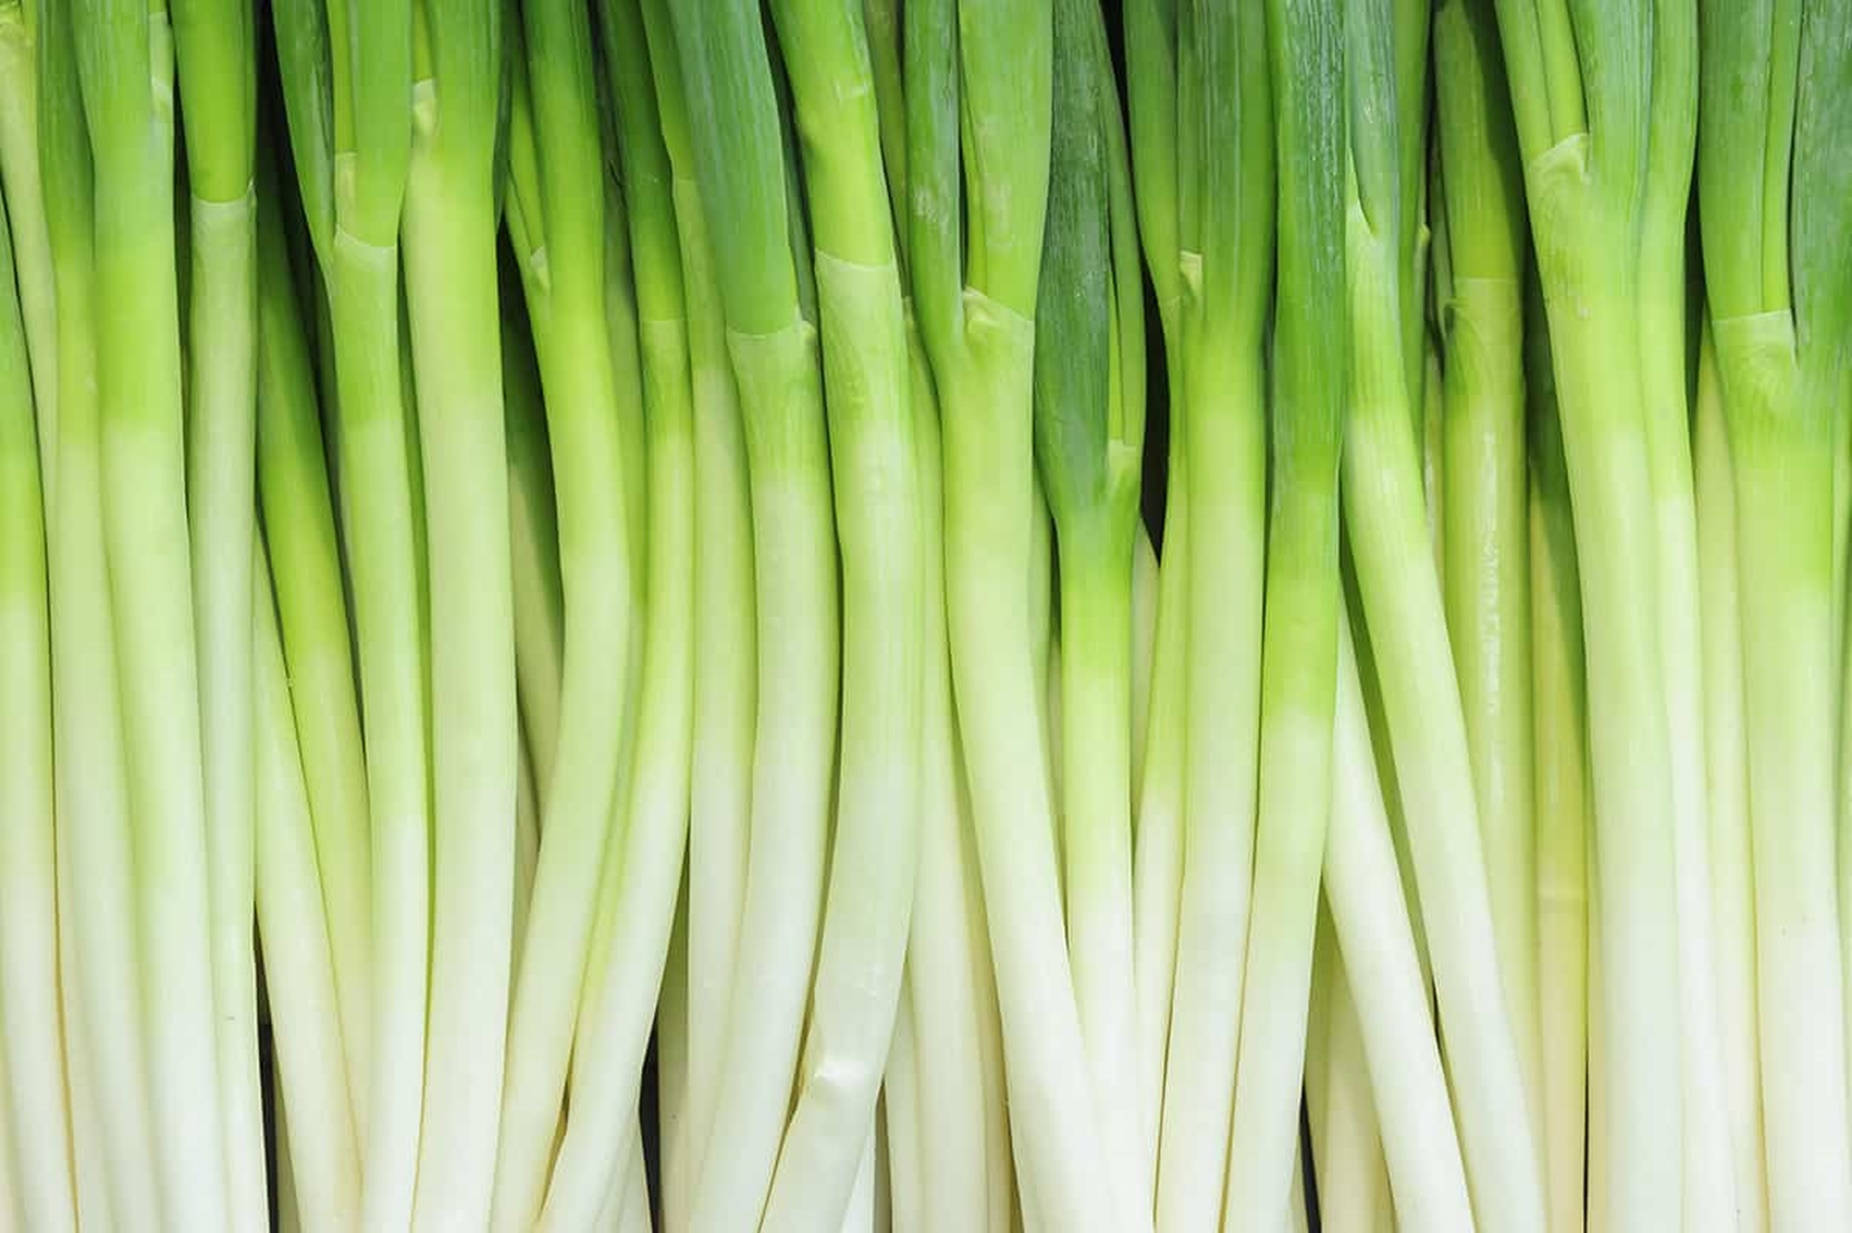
[3,0,1852,1229]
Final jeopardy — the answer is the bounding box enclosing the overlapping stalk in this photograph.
[519,0,695,1222]
[1345,0,1545,1226]
[903,0,1123,1227]
[1489,1,1697,1221]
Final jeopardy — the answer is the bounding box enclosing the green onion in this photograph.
[0,120,75,1233]
[1311,937,1395,1228]
[170,1,264,1219]
[1322,614,1475,1226]
[1691,318,1768,1233]
[905,0,1122,1226]
[633,0,758,1193]
[489,0,637,1218]
[1490,0,1694,1217]
[33,0,158,1217]
[254,150,371,1140]
[1526,283,1594,1232]
[251,153,370,1217]
[270,0,425,1216]
[1433,0,1540,1140]
[756,0,924,1221]
[253,533,361,1231]
[1034,0,1147,1220]
[1121,0,1191,1188]
[399,0,518,1221]
[1152,0,1275,1221]
[1344,0,1545,1224]
[1221,0,1346,1222]
[666,0,841,1224]
[897,313,1013,1230]
[883,984,924,1232]
[1697,0,1852,1221]
[73,1,228,1223]
[517,0,694,1222]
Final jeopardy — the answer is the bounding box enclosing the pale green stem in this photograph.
[900,340,992,1232]
[756,2,924,1212]
[532,308,696,1232]
[0,181,75,1233]
[1530,481,1591,1233]
[840,1130,878,1233]
[883,987,924,1233]
[1715,311,1852,1228]
[327,233,430,1233]
[1223,467,1342,1231]
[686,322,841,1232]
[1131,525,1160,793]
[256,204,372,1130]
[760,254,921,1230]
[57,820,114,1231]
[491,168,638,1233]
[1440,276,1539,1134]
[186,190,265,1232]
[1132,359,1187,1193]
[1586,820,1607,1233]
[1524,146,1682,1230]
[1032,475,1057,848]
[1324,616,1474,1230]
[941,308,1116,1233]
[254,539,362,1233]
[1318,945,1395,1233]
[43,173,161,1233]
[403,154,520,1230]
[1347,231,1544,1228]
[1642,266,1738,1233]
[670,168,756,1186]
[1694,325,1767,1233]
[1057,541,1140,1226]
[1157,349,1266,1233]
[82,13,227,1222]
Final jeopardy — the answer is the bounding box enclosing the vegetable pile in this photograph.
[0,0,1848,1228]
